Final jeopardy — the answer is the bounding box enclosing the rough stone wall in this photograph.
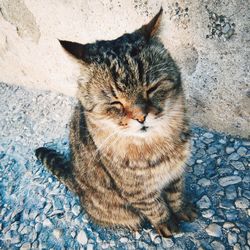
[0,0,249,138]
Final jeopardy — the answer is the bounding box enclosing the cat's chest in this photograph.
[129,157,185,188]
[103,149,187,191]
[97,134,189,190]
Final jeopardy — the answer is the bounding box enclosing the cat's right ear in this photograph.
[138,7,163,40]
[58,40,91,64]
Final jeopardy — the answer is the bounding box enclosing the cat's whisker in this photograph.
[99,135,121,162]
[86,131,120,169]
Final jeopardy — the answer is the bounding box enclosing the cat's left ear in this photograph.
[58,40,92,64]
[139,7,163,40]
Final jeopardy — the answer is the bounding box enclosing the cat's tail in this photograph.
[35,147,77,192]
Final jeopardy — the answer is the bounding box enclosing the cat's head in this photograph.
[60,8,185,138]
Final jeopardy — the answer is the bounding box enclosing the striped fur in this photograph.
[36,8,197,237]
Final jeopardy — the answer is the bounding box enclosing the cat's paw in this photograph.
[176,202,198,222]
[156,218,180,238]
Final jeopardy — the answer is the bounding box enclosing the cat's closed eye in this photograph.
[147,82,162,96]
[110,101,123,108]
[107,101,124,115]
[147,79,175,98]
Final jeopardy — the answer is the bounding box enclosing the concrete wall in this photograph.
[0,0,249,138]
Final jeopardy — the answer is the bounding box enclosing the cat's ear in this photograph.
[59,40,91,63]
[139,7,163,40]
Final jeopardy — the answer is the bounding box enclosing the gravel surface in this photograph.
[0,82,249,250]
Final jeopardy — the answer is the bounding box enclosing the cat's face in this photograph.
[60,8,184,138]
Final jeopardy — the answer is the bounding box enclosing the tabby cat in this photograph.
[36,8,197,237]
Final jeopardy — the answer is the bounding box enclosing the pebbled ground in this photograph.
[0,82,249,250]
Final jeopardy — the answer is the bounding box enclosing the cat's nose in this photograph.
[136,114,146,124]
[132,108,147,124]
[132,103,148,124]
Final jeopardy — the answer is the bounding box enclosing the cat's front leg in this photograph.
[163,177,198,223]
[131,195,179,237]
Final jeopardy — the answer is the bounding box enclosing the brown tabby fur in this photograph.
[36,8,197,237]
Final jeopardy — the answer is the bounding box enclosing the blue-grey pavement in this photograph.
[0,83,249,250]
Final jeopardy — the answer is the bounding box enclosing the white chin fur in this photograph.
[94,113,167,139]
[120,113,163,138]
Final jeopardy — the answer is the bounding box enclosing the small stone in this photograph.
[211,241,225,250]
[235,197,249,209]
[219,199,233,209]
[71,231,76,238]
[153,236,161,244]
[222,23,231,33]
[120,237,129,243]
[52,197,63,210]
[219,176,241,187]
[226,147,234,154]
[198,178,211,187]
[243,190,250,200]
[207,147,217,154]
[30,232,37,242]
[162,238,174,248]
[53,229,62,239]
[18,224,25,233]
[231,161,245,170]
[197,195,211,209]
[20,243,31,250]
[225,210,238,221]
[205,224,222,237]
[101,242,109,249]
[212,215,225,223]
[219,139,226,144]
[135,231,141,240]
[77,230,88,245]
[217,190,224,196]
[49,209,64,217]
[110,241,115,247]
[228,153,240,161]
[10,222,19,231]
[233,243,241,250]
[242,141,250,146]
[21,226,32,234]
[232,227,240,234]
[72,205,81,216]
[196,159,203,164]
[65,211,73,221]
[243,176,250,184]
[64,203,71,211]
[194,165,205,176]
[44,203,52,214]
[228,232,237,245]
[35,223,42,233]
[203,132,214,139]
[202,209,215,218]
[23,209,29,220]
[86,244,94,250]
[237,147,247,156]
[204,138,214,145]
[11,236,21,244]
[29,210,39,220]
[149,231,161,244]
[223,222,235,229]
[43,218,52,227]
[218,167,233,176]
[225,185,237,200]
